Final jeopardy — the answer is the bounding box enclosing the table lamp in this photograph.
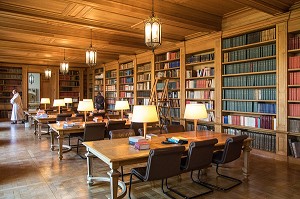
[77,100,94,122]
[115,100,130,120]
[53,99,65,114]
[132,105,158,139]
[184,104,207,133]
[64,98,73,109]
[40,98,50,110]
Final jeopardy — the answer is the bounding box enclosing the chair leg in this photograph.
[121,166,124,181]
[161,178,176,199]
[128,173,133,199]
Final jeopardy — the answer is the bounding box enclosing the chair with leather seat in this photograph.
[47,113,72,135]
[76,122,106,158]
[128,146,185,199]
[106,120,126,138]
[164,124,185,133]
[109,129,136,181]
[130,122,144,136]
[65,117,83,146]
[204,134,248,191]
[137,127,166,136]
[107,114,120,120]
[165,139,218,199]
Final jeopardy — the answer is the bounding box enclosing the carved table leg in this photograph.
[242,140,252,180]
[37,122,42,139]
[109,167,121,199]
[34,120,37,135]
[58,132,64,160]
[86,150,94,186]
[50,129,55,151]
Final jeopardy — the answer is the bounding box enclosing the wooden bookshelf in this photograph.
[185,49,215,131]
[119,61,134,112]
[87,69,93,99]
[105,69,117,114]
[0,67,22,118]
[155,50,181,124]
[136,62,151,105]
[94,67,104,101]
[59,69,81,108]
[221,27,277,153]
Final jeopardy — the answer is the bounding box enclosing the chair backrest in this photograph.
[130,122,144,136]
[109,129,135,139]
[62,110,74,114]
[107,114,120,120]
[56,113,72,121]
[107,120,126,131]
[66,117,82,122]
[144,146,185,181]
[138,127,165,136]
[75,113,85,120]
[219,135,248,164]
[164,124,185,133]
[92,112,105,117]
[83,122,106,141]
[182,139,218,172]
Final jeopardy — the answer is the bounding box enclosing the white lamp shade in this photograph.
[41,98,50,104]
[64,98,73,103]
[184,104,207,119]
[77,100,94,111]
[132,105,158,123]
[83,99,93,102]
[115,101,130,110]
[53,99,65,107]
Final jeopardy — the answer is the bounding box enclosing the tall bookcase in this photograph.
[221,27,277,153]
[94,67,104,101]
[87,69,93,99]
[105,69,117,114]
[59,69,80,107]
[155,50,181,124]
[119,61,134,112]
[0,67,22,118]
[137,62,151,105]
[185,50,215,131]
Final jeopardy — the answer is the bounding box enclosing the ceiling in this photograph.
[0,0,298,67]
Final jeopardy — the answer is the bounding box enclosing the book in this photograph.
[292,142,300,158]
[129,136,147,145]
[134,141,150,150]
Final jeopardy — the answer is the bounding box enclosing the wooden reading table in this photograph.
[83,131,252,199]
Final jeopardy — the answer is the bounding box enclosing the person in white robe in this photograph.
[10,89,24,124]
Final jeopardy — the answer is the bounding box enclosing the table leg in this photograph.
[242,140,251,179]
[37,122,42,139]
[108,167,120,199]
[58,132,64,160]
[50,129,55,151]
[86,150,94,186]
[34,120,37,134]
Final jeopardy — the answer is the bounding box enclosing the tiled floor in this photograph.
[0,122,300,199]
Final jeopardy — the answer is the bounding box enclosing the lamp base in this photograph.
[194,119,198,133]
[143,122,147,139]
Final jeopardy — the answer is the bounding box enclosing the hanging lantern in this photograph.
[144,0,162,51]
[60,49,69,75]
[45,68,51,79]
[29,73,34,84]
[86,29,97,67]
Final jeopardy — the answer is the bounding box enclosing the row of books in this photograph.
[0,92,12,97]
[288,34,300,50]
[168,91,180,99]
[160,107,180,119]
[186,67,214,78]
[106,79,116,85]
[169,99,180,107]
[137,98,150,105]
[222,28,276,49]
[289,55,300,69]
[107,104,115,110]
[94,86,102,92]
[186,100,214,110]
[223,74,276,87]
[224,128,276,152]
[156,69,180,78]
[0,85,22,92]
[106,92,117,98]
[60,81,79,87]
[288,138,300,158]
[223,59,276,75]
[105,85,116,91]
[155,51,180,62]
[120,85,133,91]
[137,91,150,97]
[94,79,103,85]
[289,119,300,133]
[120,77,133,84]
[59,92,79,97]
[120,62,134,70]
[186,79,215,89]
[62,70,79,76]
[155,61,180,71]
[186,52,214,64]
[0,68,22,73]
[222,101,276,114]
[94,74,103,79]
[156,81,180,90]
[186,123,214,131]
[223,115,276,130]
[223,88,276,100]
[137,73,151,81]
[223,44,276,63]
[95,68,103,74]
[60,87,79,92]
[137,63,151,72]
[288,104,300,117]
[0,74,22,79]
[186,90,214,100]
[119,69,133,76]
[106,70,117,78]
[120,92,134,98]
[0,99,10,103]
[137,82,151,90]
[0,79,22,85]
[289,72,300,85]
[60,75,79,81]
[106,99,116,104]
[288,88,300,100]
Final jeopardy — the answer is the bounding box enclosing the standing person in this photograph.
[95,92,105,111]
[10,89,24,124]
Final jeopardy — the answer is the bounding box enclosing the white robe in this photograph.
[10,93,24,121]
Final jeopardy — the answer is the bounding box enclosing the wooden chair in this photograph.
[106,120,126,138]
[138,127,166,136]
[164,124,185,133]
